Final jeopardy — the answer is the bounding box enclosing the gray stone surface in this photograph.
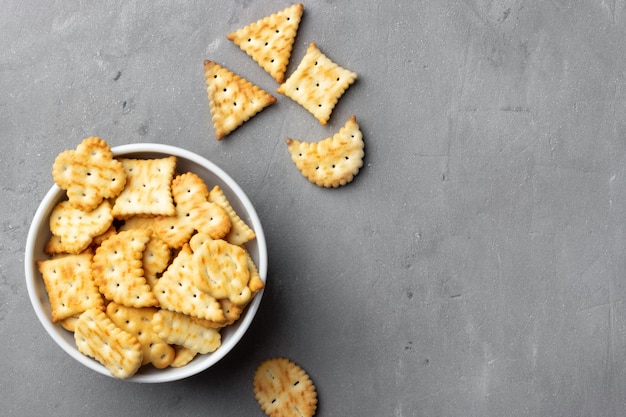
[3,0,626,415]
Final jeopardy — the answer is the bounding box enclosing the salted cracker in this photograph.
[277,42,357,125]
[37,252,103,323]
[153,244,226,323]
[152,309,222,355]
[286,115,364,188]
[52,137,126,211]
[49,200,113,254]
[106,303,175,369]
[111,156,177,218]
[204,60,277,140]
[254,358,318,417]
[92,229,158,308]
[74,308,143,379]
[227,3,304,84]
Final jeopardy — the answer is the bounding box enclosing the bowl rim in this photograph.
[24,143,267,383]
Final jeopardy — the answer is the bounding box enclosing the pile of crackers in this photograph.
[206,3,365,190]
[37,137,263,378]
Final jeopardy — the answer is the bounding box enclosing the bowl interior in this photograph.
[25,143,267,383]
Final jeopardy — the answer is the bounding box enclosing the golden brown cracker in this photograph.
[106,303,175,369]
[204,60,277,140]
[49,200,113,254]
[254,358,318,417]
[170,345,198,368]
[92,229,158,308]
[192,238,252,306]
[52,137,127,211]
[277,42,357,125]
[74,308,143,379]
[286,115,364,188]
[111,156,177,218]
[37,252,104,323]
[153,244,226,322]
[152,309,222,354]
[227,3,304,84]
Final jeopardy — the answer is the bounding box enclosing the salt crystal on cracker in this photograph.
[277,42,357,125]
[204,60,277,140]
[286,115,364,188]
[227,3,304,84]
[111,156,177,218]
[52,137,126,211]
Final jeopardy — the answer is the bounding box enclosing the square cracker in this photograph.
[111,156,177,218]
[152,309,222,355]
[204,60,277,140]
[227,3,304,84]
[277,42,357,126]
[37,252,103,322]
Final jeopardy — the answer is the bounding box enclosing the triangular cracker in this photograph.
[37,252,104,322]
[111,156,177,218]
[153,244,226,323]
[227,3,304,84]
[204,60,277,140]
[92,229,158,308]
[277,42,357,125]
[286,115,364,188]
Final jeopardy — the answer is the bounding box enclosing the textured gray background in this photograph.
[2,0,626,416]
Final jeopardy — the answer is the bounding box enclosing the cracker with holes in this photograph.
[286,115,364,188]
[204,60,277,140]
[37,252,104,323]
[153,172,231,248]
[111,156,177,218]
[142,234,171,288]
[208,185,256,245]
[227,3,304,84]
[254,358,318,417]
[152,309,222,354]
[49,200,113,254]
[277,42,357,125]
[153,244,226,323]
[170,345,198,368]
[92,228,158,308]
[192,237,252,306]
[106,302,175,369]
[75,308,143,379]
[52,137,127,211]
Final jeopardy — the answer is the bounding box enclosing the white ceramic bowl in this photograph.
[25,143,267,383]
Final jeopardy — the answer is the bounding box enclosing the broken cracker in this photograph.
[152,309,222,355]
[208,185,256,245]
[92,228,158,308]
[74,308,143,379]
[254,358,318,417]
[227,3,304,84]
[37,252,103,323]
[170,345,198,368]
[286,115,364,188]
[204,60,277,140]
[106,302,175,369]
[52,137,127,211]
[277,42,357,125]
[111,156,177,218]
